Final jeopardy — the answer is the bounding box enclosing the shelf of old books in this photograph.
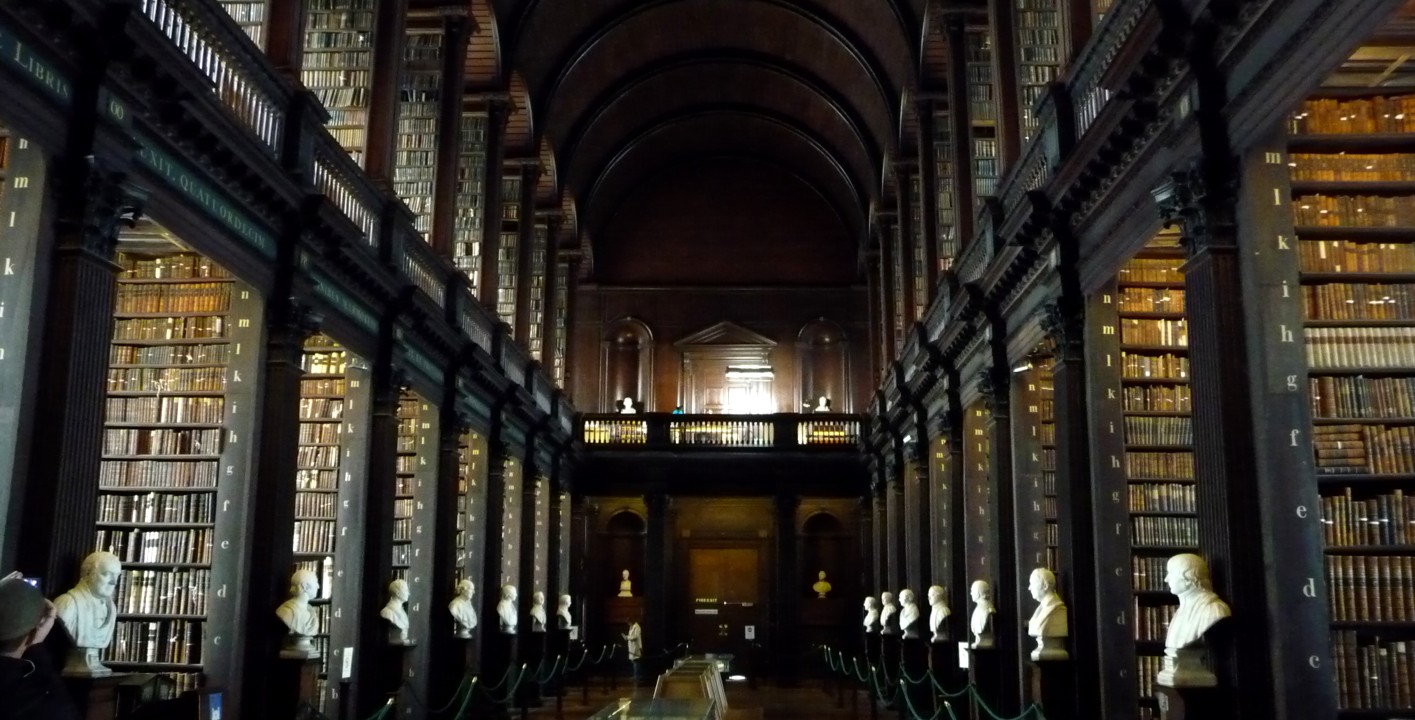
[1039,360,1058,571]
[934,106,958,271]
[219,1,267,48]
[394,392,436,578]
[1289,92,1415,715]
[527,222,548,360]
[453,112,488,293]
[1013,354,1057,574]
[457,429,489,588]
[1013,0,1063,144]
[97,231,262,694]
[963,401,993,605]
[394,29,443,242]
[499,457,523,588]
[497,169,523,330]
[533,476,550,601]
[964,25,998,208]
[302,0,375,166]
[552,260,569,387]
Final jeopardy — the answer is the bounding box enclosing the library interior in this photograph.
[0,0,1413,719]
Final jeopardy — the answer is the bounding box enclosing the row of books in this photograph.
[298,446,340,468]
[296,469,337,490]
[107,367,225,392]
[104,620,202,665]
[299,399,344,421]
[1321,488,1413,546]
[293,520,335,554]
[102,428,222,457]
[302,69,369,89]
[115,283,231,314]
[299,423,341,445]
[1309,375,1415,418]
[1132,556,1173,591]
[1124,416,1193,446]
[1327,555,1415,622]
[310,87,369,111]
[98,492,213,524]
[1123,385,1192,413]
[1121,353,1189,380]
[113,569,210,615]
[302,50,371,69]
[106,397,225,425]
[1304,326,1415,368]
[1117,258,1184,284]
[1119,287,1185,314]
[1135,603,1177,642]
[1290,96,1415,135]
[1130,482,1196,513]
[1312,424,1415,474]
[301,378,346,396]
[1126,451,1194,479]
[113,317,226,342]
[302,351,345,375]
[110,343,231,367]
[1301,240,1415,275]
[1332,631,1415,710]
[1131,516,1199,547]
[119,256,230,280]
[100,460,218,489]
[1290,153,1415,182]
[1137,655,1163,698]
[295,492,336,518]
[1293,195,1415,228]
[97,528,212,565]
[1304,283,1415,320]
[1121,319,1188,347]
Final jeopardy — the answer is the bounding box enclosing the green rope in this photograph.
[898,661,930,686]
[968,686,1047,720]
[899,678,945,720]
[480,661,517,692]
[928,669,972,699]
[363,698,395,720]
[483,664,529,705]
[535,654,565,683]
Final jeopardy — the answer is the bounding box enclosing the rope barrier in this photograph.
[968,687,1047,720]
[899,677,945,720]
[482,664,529,705]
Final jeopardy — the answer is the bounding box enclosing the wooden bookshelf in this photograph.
[98,249,261,696]
[909,174,927,320]
[1014,356,1056,573]
[453,112,489,293]
[1040,361,1058,572]
[500,457,523,587]
[963,402,994,608]
[457,430,489,587]
[496,168,523,330]
[394,29,443,243]
[533,476,549,601]
[219,1,267,48]
[934,106,958,271]
[964,26,998,208]
[527,222,548,361]
[552,260,569,387]
[1012,0,1063,144]
[302,0,375,166]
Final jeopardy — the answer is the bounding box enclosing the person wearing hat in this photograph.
[0,573,79,720]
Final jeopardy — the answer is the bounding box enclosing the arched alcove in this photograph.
[798,318,850,412]
[602,510,647,601]
[602,318,654,412]
[801,511,849,599]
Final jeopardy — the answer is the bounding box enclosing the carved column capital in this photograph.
[56,157,146,260]
[976,368,1001,413]
[1040,300,1084,360]
[1152,159,1239,257]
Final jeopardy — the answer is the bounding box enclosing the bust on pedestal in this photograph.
[619,397,637,414]
[618,570,634,598]
[1156,553,1231,688]
[556,594,574,630]
[276,569,321,658]
[380,579,412,646]
[1026,569,1068,660]
[862,597,880,632]
[529,591,547,632]
[927,585,950,643]
[969,580,995,649]
[449,579,477,639]
[812,571,832,599]
[898,589,921,639]
[497,585,519,634]
[878,592,899,635]
[54,551,122,675]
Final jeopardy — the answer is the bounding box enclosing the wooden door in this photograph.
[686,547,761,659]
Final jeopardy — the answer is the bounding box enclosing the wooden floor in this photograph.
[526,676,868,719]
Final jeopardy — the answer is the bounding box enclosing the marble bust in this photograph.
[969,580,995,649]
[54,551,122,675]
[879,592,899,635]
[449,579,477,639]
[618,570,633,598]
[556,594,574,629]
[497,584,518,633]
[1158,553,1232,688]
[812,571,832,599]
[862,597,881,632]
[619,397,637,414]
[380,579,411,645]
[927,585,950,643]
[898,589,921,639]
[275,569,321,657]
[1026,568,1068,660]
[814,396,831,412]
[529,591,547,632]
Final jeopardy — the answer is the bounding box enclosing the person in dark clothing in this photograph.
[0,573,79,720]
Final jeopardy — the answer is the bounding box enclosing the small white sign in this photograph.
[957,642,970,669]
[744,625,756,640]
[570,627,579,640]
[695,608,719,615]
[342,647,355,679]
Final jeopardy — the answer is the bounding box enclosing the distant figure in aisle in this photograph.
[1025,568,1068,660]
[449,579,477,638]
[1157,553,1231,688]
[898,589,920,639]
[862,596,880,632]
[879,591,899,634]
[53,551,122,675]
[0,573,80,719]
[619,397,637,414]
[275,569,321,657]
[813,396,832,412]
[497,585,519,633]
[380,579,411,645]
[556,594,574,629]
[618,569,634,597]
[529,591,548,632]
[812,571,832,598]
[969,580,995,649]
[927,585,950,643]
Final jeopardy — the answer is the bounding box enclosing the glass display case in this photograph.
[587,698,715,720]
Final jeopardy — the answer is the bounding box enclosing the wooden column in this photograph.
[866,250,887,383]
[429,402,471,707]
[942,14,976,249]
[774,492,801,685]
[430,11,472,258]
[885,458,905,591]
[877,213,899,355]
[263,0,309,74]
[1061,0,1093,65]
[560,253,582,394]
[871,478,887,594]
[979,349,1023,716]
[513,161,541,348]
[857,496,874,608]
[362,0,409,186]
[643,490,670,667]
[915,100,941,302]
[909,439,933,594]
[893,161,919,324]
[540,215,564,365]
[941,372,969,642]
[476,97,511,310]
[478,435,512,670]
[986,0,1022,170]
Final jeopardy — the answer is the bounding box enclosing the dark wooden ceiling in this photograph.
[464,0,937,270]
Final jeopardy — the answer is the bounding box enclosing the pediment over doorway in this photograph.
[674,321,778,349]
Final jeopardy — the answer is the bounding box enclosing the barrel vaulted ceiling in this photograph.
[465,0,948,273]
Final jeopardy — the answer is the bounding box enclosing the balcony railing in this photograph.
[580,413,862,450]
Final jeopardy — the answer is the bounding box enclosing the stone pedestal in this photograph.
[929,641,964,694]
[479,632,517,717]
[1026,659,1076,720]
[900,637,932,720]
[1155,685,1229,720]
[967,646,1003,720]
[863,631,882,697]
[878,633,901,709]
[270,657,322,717]
[377,641,415,710]
[64,672,157,720]
[518,630,546,707]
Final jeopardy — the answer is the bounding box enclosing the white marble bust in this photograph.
[54,551,121,675]
[814,396,831,412]
[812,571,832,599]
[529,591,547,632]
[969,580,995,649]
[879,592,899,635]
[276,569,321,657]
[380,579,411,645]
[898,589,921,639]
[1026,568,1068,660]
[556,594,574,629]
[619,397,637,414]
[1158,553,1232,688]
[618,569,633,598]
[449,579,477,639]
[497,584,518,633]
[927,585,950,643]
[862,597,880,632]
